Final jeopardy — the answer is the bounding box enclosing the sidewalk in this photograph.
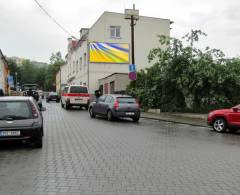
[141,111,209,127]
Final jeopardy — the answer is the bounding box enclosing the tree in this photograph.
[127,30,240,113]
[44,51,65,91]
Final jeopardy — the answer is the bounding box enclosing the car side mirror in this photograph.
[232,107,238,112]
[41,107,46,111]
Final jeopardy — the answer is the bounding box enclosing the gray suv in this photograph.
[0,96,46,148]
[89,94,140,122]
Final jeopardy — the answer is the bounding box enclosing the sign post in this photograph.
[125,4,139,81]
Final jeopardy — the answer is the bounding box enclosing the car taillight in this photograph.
[30,102,38,118]
[114,100,119,109]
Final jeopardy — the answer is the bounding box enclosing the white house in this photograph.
[65,11,171,94]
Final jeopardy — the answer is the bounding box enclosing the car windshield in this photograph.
[50,92,58,95]
[117,97,136,104]
[23,85,38,91]
[70,86,88,93]
[0,101,32,120]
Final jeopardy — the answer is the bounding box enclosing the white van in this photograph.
[61,85,90,110]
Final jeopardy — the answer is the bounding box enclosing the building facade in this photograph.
[98,73,130,94]
[55,70,61,94]
[0,49,10,94]
[65,11,171,94]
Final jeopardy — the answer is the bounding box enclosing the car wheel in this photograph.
[132,116,140,122]
[107,110,114,121]
[34,136,43,148]
[89,107,96,118]
[213,118,227,133]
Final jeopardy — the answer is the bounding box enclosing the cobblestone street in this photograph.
[1,102,240,195]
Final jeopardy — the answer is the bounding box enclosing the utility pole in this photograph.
[125,4,139,81]
[131,15,135,65]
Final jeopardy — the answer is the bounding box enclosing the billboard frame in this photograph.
[89,41,130,64]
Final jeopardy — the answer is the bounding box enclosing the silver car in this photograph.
[0,96,46,148]
[89,94,140,122]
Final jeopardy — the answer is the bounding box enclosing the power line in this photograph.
[33,0,76,38]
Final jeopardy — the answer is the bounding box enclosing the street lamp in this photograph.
[125,4,139,80]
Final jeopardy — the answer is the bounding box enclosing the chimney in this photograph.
[80,28,89,39]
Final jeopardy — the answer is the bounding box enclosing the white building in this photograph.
[65,11,171,94]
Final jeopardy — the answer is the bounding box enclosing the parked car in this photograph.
[61,85,90,110]
[207,104,240,133]
[46,92,60,103]
[0,96,46,148]
[22,84,40,102]
[89,94,140,122]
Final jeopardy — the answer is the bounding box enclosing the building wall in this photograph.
[0,53,9,94]
[65,11,170,94]
[66,41,88,86]
[98,73,130,94]
[60,63,68,85]
[56,70,61,94]
[0,62,3,91]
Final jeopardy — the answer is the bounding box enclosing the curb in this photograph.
[140,115,209,128]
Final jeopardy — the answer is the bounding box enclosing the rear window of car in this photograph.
[70,86,88,93]
[0,101,32,120]
[50,92,58,95]
[117,97,136,104]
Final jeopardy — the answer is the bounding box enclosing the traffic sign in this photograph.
[129,71,137,81]
[129,64,136,72]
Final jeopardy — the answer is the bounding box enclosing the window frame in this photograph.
[110,26,121,38]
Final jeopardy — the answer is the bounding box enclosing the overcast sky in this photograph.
[0,0,239,63]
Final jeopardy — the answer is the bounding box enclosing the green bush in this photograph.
[127,30,240,113]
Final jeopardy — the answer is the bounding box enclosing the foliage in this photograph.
[44,52,65,91]
[127,30,240,113]
[10,51,64,91]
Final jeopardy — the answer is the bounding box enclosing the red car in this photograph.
[207,104,240,132]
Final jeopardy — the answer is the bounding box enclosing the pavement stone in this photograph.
[0,102,240,194]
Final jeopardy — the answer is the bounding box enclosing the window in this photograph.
[110,26,121,38]
[80,57,82,71]
[110,81,115,94]
[63,87,69,94]
[117,97,136,104]
[70,86,88,93]
[98,95,106,103]
[73,61,75,73]
[0,101,32,120]
[105,96,113,104]
[84,53,87,70]
[76,60,78,72]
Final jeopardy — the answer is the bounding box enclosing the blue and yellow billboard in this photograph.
[89,42,129,63]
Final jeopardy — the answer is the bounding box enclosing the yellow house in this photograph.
[0,49,10,95]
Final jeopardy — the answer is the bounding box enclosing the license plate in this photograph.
[126,112,135,116]
[75,98,83,101]
[0,131,21,137]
